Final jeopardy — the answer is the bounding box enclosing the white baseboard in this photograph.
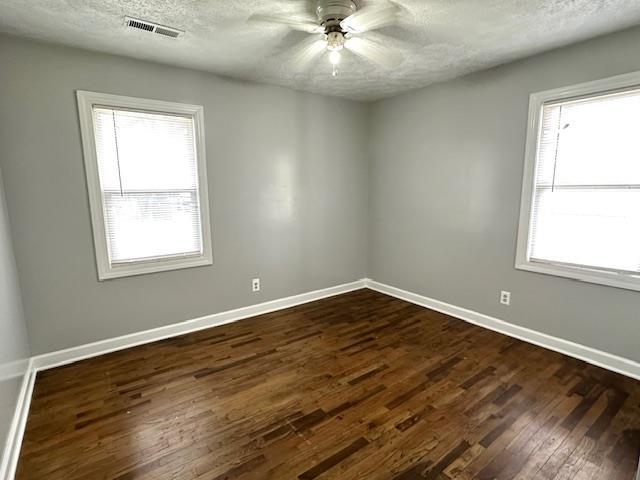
[365,279,640,381]
[31,279,366,372]
[0,359,30,384]
[0,359,36,480]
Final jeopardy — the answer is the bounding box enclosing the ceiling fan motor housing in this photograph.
[316,0,357,32]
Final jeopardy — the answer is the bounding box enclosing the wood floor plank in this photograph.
[16,289,640,479]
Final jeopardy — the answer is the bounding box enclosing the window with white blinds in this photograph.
[516,76,640,291]
[77,92,212,280]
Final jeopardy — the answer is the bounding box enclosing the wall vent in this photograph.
[125,17,183,38]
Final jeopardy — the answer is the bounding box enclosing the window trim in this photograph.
[515,71,640,292]
[77,90,213,281]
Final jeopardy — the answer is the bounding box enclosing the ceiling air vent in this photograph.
[124,17,183,38]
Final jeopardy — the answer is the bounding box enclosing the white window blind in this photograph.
[93,107,203,265]
[529,88,640,276]
[78,91,211,280]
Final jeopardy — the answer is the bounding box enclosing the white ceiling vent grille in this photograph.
[124,17,183,38]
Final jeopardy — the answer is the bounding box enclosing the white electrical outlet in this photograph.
[252,278,260,292]
[500,290,511,306]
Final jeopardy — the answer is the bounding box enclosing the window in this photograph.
[516,73,640,291]
[77,91,212,280]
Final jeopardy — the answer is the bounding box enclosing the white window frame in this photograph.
[515,71,640,292]
[77,90,213,280]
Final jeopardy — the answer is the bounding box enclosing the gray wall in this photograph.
[0,166,30,463]
[1,26,639,363]
[369,26,640,362]
[0,35,369,355]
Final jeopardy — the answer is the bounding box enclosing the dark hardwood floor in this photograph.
[17,289,640,479]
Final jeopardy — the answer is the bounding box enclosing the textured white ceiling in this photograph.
[2,0,640,101]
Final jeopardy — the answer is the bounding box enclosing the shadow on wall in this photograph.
[0,166,31,472]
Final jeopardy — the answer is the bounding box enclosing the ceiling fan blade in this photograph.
[340,2,400,33]
[248,14,324,33]
[288,34,328,71]
[344,36,402,69]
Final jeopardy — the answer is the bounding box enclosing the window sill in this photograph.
[515,260,640,292]
[98,254,213,281]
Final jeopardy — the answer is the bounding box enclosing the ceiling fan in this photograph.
[250,0,402,75]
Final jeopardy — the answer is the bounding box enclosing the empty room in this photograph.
[1,1,640,479]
